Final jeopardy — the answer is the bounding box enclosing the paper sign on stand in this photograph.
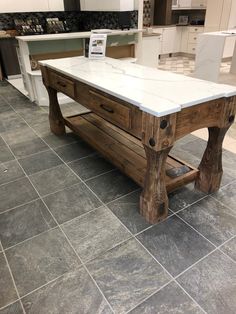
[89,33,107,59]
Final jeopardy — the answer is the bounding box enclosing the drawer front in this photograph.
[187,43,197,54]
[88,89,131,129]
[50,72,75,98]
[188,32,199,44]
[188,27,203,33]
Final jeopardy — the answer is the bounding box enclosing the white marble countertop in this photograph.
[39,56,236,117]
[16,29,143,42]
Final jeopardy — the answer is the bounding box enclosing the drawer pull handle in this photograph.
[57,81,67,88]
[100,104,114,114]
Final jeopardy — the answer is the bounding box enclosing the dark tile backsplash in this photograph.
[0,11,138,33]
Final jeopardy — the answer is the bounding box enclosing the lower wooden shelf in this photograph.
[64,112,199,192]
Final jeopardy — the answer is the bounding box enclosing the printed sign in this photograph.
[89,34,107,59]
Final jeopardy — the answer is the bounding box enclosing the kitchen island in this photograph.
[40,56,236,224]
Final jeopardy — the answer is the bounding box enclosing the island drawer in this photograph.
[50,72,75,98]
[85,89,131,129]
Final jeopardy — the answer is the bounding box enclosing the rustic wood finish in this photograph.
[41,65,236,224]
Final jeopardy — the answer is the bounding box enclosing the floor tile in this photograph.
[130,281,203,314]
[0,111,27,134]
[220,237,236,262]
[0,142,14,163]
[62,206,131,262]
[18,150,63,175]
[29,164,80,196]
[137,215,214,276]
[0,160,25,186]
[213,181,236,212]
[0,178,38,213]
[222,150,236,179]
[0,199,56,249]
[178,196,236,246]
[54,141,95,163]
[87,238,171,314]
[168,183,206,213]
[0,301,24,314]
[21,268,112,314]
[68,153,115,181]
[0,253,17,309]
[86,169,139,204]
[42,132,79,149]
[177,250,236,314]
[43,183,102,224]
[6,228,80,296]
[107,190,152,234]
[2,127,48,158]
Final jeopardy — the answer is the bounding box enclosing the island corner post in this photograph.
[41,65,236,224]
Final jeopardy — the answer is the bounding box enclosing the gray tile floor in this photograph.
[0,81,236,314]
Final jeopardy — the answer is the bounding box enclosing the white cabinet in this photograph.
[80,0,134,11]
[161,27,177,54]
[0,0,49,12]
[48,0,64,11]
[139,35,161,67]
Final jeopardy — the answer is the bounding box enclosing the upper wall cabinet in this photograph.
[0,0,50,13]
[80,0,134,11]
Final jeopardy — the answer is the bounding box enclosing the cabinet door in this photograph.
[180,27,188,53]
[139,36,161,67]
[48,0,64,11]
[161,27,176,54]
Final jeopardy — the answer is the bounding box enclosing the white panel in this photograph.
[80,0,134,11]
[0,0,49,12]
[48,0,64,11]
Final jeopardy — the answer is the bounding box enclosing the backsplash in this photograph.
[0,11,138,33]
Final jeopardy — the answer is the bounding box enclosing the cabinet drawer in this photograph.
[188,32,199,44]
[187,43,197,54]
[50,72,75,98]
[188,27,203,33]
[88,89,131,129]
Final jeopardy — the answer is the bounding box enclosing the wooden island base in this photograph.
[41,63,236,224]
[65,112,199,223]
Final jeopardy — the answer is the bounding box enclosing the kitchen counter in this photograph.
[16,29,143,42]
[40,56,236,117]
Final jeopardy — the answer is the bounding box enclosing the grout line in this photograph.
[132,236,208,314]
[0,241,26,314]
[84,168,117,183]
[125,279,174,313]
[0,197,40,217]
[19,274,66,300]
[169,194,208,216]
[209,194,236,213]
[4,226,58,252]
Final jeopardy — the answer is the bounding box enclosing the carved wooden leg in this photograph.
[195,126,229,193]
[46,86,65,135]
[140,145,172,224]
